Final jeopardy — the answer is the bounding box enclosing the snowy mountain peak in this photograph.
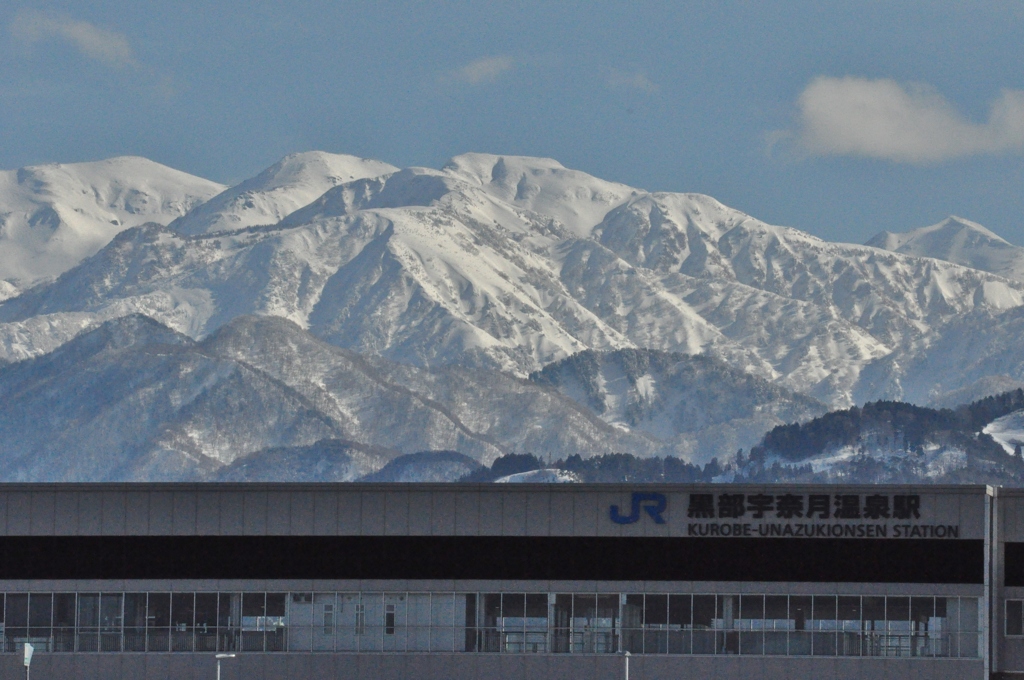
[443,153,638,237]
[170,151,398,235]
[866,216,1024,282]
[0,156,225,296]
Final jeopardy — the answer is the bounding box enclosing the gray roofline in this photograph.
[0,482,995,493]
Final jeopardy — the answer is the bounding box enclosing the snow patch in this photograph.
[494,468,581,483]
[984,409,1024,455]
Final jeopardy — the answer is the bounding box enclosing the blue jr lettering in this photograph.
[610,492,667,524]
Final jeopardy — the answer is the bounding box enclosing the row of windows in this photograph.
[0,592,980,658]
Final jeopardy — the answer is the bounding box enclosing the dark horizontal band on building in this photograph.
[0,536,984,583]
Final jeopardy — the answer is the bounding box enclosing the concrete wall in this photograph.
[4,652,985,680]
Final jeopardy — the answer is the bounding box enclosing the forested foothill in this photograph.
[458,390,1024,485]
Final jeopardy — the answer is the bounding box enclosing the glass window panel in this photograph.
[717,595,739,655]
[358,593,383,652]
[147,593,171,653]
[552,594,572,654]
[382,593,406,652]
[172,593,194,627]
[959,632,980,659]
[790,596,812,656]
[461,593,478,653]
[764,596,787,621]
[266,593,287,652]
[52,593,76,652]
[764,596,788,656]
[479,594,501,653]
[124,593,147,652]
[929,597,950,658]
[6,593,28,640]
[960,598,980,633]
[668,595,691,626]
[76,593,100,652]
[241,592,267,652]
[692,595,716,654]
[886,597,910,628]
[836,596,861,657]
[740,594,764,621]
[194,594,219,652]
[862,597,885,628]
[219,593,240,628]
[430,593,454,628]
[667,594,692,654]
[148,593,171,627]
[1005,601,1021,637]
[78,593,99,628]
[525,594,547,619]
[523,594,548,653]
[242,592,266,617]
[100,593,123,652]
[645,594,668,625]
[312,593,337,652]
[123,594,146,628]
[267,593,286,617]
[812,596,836,656]
[595,595,620,654]
[28,593,52,637]
[336,593,360,652]
[623,595,644,653]
[195,594,218,628]
[407,593,431,628]
[498,593,526,653]
[739,595,764,655]
[100,594,123,628]
[501,593,525,618]
[910,597,935,657]
[644,595,669,654]
[813,595,837,624]
[53,594,76,627]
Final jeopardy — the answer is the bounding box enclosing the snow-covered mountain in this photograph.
[0,314,684,481]
[530,348,823,463]
[0,157,225,299]
[867,216,1024,282]
[169,152,397,235]
[3,150,1024,482]
[2,152,1023,411]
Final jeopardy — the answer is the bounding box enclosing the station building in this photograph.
[0,482,1022,678]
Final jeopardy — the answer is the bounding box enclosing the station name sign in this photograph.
[610,492,960,539]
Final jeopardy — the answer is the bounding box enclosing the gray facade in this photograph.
[0,483,1011,679]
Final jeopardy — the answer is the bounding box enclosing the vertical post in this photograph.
[23,642,34,680]
[624,650,630,680]
[986,486,997,677]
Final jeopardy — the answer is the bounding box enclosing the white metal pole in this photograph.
[217,658,221,680]
[624,650,630,680]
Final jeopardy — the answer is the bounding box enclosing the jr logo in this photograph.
[610,492,667,524]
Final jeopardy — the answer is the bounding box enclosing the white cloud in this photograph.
[10,10,139,70]
[451,56,514,85]
[607,69,658,94]
[786,76,1024,163]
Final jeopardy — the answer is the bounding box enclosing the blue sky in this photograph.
[2,1,1023,244]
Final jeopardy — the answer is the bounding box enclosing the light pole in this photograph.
[23,642,34,680]
[215,652,236,680]
[623,650,630,680]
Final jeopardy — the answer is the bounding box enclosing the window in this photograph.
[0,590,982,658]
[1007,600,1023,637]
[385,604,396,635]
[323,604,335,635]
[355,604,365,635]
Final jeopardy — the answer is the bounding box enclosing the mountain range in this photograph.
[2,150,1024,481]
